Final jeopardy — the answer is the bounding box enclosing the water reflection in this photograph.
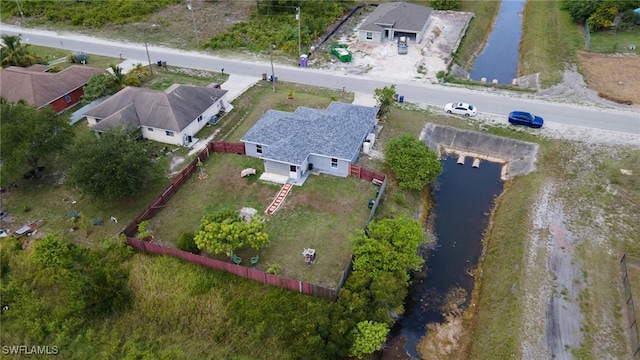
[385,156,504,359]
[469,0,527,84]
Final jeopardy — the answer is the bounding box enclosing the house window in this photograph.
[166,131,174,137]
[366,32,373,40]
[197,115,203,122]
[148,127,154,132]
[64,94,72,103]
[331,158,338,168]
[256,145,263,154]
[290,165,296,172]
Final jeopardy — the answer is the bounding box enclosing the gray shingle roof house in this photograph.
[0,65,103,112]
[84,84,228,146]
[357,2,433,43]
[241,102,379,185]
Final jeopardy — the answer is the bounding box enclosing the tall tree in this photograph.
[561,0,613,23]
[587,1,619,29]
[65,128,159,201]
[0,100,73,181]
[194,209,270,257]
[373,84,396,120]
[0,34,42,67]
[349,321,389,359]
[384,134,442,190]
[107,64,126,90]
[352,216,425,277]
[81,73,118,105]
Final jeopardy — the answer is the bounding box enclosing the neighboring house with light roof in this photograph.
[241,102,379,185]
[357,2,433,43]
[84,84,228,146]
[0,64,103,112]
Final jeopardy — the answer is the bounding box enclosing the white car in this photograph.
[444,102,478,117]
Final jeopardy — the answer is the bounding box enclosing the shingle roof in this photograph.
[241,102,379,166]
[85,85,228,132]
[0,65,104,108]
[358,2,433,33]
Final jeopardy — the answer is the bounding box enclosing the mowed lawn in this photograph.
[147,150,377,288]
[147,81,372,288]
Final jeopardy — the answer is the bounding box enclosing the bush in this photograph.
[436,70,447,79]
[71,52,89,64]
[265,263,282,275]
[177,232,199,254]
[384,135,442,190]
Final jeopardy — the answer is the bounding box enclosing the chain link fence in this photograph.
[621,254,640,359]
[584,19,639,54]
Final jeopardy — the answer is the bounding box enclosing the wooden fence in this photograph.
[349,163,386,183]
[123,141,244,237]
[127,237,338,300]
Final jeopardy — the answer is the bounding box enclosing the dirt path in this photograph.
[521,183,583,359]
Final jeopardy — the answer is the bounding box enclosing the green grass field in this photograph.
[519,0,584,88]
[28,44,122,71]
[454,0,501,69]
[588,27,640,55]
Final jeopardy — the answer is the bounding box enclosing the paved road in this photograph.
[2,24,639,134]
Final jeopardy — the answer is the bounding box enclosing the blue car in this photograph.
[508,111,544,128]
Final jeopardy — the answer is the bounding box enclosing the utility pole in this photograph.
[142,25,154,75]
[296,7,301,56]
[14,0,25,23]
[187,0,199,46]
[270,43,276,93]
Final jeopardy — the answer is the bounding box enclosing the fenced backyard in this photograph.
[585,22,640,55]
[123,140,388,300]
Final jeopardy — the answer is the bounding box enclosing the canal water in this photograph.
[469,0,527,84]
[387,156,504,358]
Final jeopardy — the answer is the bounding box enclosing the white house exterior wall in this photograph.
[178,99,227,144]
[264,160,290,177]
[358,24,430,44]
[358,30,384,43]
[307,154,349,177]
[416,18,431,43]
[88,99,228,146]
[244,142,265,158]
[141,127,183,145]
[349,124,375,163]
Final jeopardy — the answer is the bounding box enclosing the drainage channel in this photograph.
[384,155,504,359]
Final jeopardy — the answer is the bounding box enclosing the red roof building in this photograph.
[0,65,103,112]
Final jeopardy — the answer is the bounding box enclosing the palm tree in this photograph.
[129,62,150,79]
[107,64,126,90]
[0,34,41,67]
